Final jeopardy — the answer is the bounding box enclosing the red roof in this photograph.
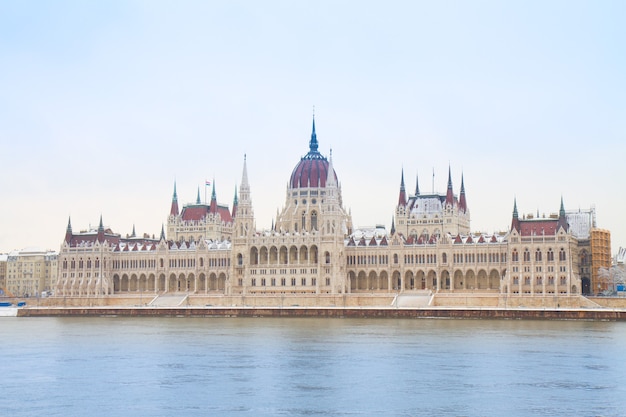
[518,219,559,237]
[289,157,337,189]
[181,204,233,223]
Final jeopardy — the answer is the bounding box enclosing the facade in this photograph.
[55,118,604,300]
[5,248,58,297]
[0,254,7,294]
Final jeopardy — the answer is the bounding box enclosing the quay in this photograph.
[16,305,626,321]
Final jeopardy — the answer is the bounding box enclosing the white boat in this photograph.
[0,307,18,317]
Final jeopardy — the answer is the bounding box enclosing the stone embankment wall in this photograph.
[17,306,626,321]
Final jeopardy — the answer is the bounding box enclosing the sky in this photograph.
[1,1,624,254]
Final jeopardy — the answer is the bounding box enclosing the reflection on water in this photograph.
[2,317,626,416]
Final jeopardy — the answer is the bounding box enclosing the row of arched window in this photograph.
[511,248,567,262]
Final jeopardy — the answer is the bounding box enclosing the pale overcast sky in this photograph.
[1,1,624,253]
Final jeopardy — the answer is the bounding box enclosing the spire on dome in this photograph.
[170,181,179,216]
[445,165,454,206]
[196,187,201,204]
[310,114,318,153]
[398,169,407,206]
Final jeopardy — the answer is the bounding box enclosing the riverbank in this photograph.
[7,292,626,320]
[15,305,626,321]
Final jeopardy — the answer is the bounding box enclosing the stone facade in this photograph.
[55,118,606,300]
[5,248,57,297]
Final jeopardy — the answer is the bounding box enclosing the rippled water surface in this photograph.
[2,317,625,416]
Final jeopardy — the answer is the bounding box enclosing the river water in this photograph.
[1,316,625,416]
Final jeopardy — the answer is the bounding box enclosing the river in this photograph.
[1,317,625,416]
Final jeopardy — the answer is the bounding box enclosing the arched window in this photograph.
[237,253,244,266]
[547,249,554,261]
[523,249,530,262]
[559,248,567,261]
[301,212,306,231]
[393,253,399,264]
[535,249,542,262]
[512,250,519,262]
[311,211,318,231]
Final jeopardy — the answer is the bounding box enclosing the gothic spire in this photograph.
[459,172,467,213]
[445,165,454,207]
[210,180,217,213]
[170,181,179,216]
[309,114,318,153]
[415,173,420,196]
[232,185,238,218]
[398,169,407,206]
[65,216,73,243]
[97,215,105,243]
[391,216,396,235]
[196,187,201,205]
[160,224,166,241]
[511,197,520,231]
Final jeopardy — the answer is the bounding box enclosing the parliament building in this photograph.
[55,118,611,303]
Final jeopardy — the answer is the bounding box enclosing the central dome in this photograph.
[289,118,337,189]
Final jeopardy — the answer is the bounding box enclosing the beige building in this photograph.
[55,118,605,300]
[0,254,7,295]
[6,248,58,297]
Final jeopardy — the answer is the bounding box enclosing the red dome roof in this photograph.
[290,157,335,188]
[289,118,337,189]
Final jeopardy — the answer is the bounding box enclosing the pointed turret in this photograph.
[445,165,454,207]
[196,187,201,205]
[170,182,179,216]
[131,224,136,238]
[209,180,217,213]
[415,173,420,196]
[160,224,166,241]
[233,154,254,237]
[232,185,238,218]
[557,196,569,231]
[327,149,336,184]
[97,215,105,243]
[398,169,407,207]
[459,173,467,213]
[391,216,396,235]
[511,198,520,231]
[65,216,73,243]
